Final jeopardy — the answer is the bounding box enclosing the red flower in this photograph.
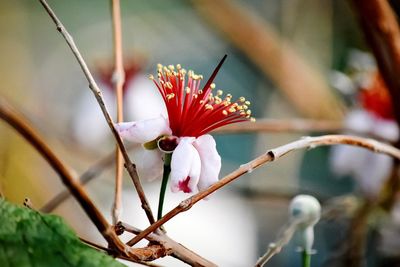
[150,55,254,137]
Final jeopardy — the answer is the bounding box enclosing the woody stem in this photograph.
[158,153,172,220]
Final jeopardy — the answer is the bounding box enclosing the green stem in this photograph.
[302,251,311,267]
[157,153,172,220]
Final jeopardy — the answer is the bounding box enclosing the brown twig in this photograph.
[37,0,155,225]
[40,146,118,212]
[0,97,178,262]
[347,2,400,265]
[254,220,300,267]
[0,97,127,252]
[213,118,343,134]
[119,222,217,267]
[110,0,125,225]
[192,0,344,120]
[127,134,400,246]
[350,0,400,139]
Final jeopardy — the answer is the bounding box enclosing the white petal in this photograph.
[72,85,115,149]
[355,152,393,198]
[193,134,221,191]
[330,145,367,177]
[372,118,399,142]
[344,109,374,133]
[115,116,171,143]
[124,74,167,121]
[170,137,200,193]
[132,148,164,182]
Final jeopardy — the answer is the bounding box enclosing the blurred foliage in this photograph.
[0,198,125,267]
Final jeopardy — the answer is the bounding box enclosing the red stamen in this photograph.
[151,56,254,137]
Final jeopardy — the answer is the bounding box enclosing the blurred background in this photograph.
[1,0,399,266]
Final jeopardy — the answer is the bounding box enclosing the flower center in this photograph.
[157,136,179,153]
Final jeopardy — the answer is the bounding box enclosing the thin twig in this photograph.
[119,222,217,267]
[255,220,299,267]
[350,0,400,140]
[0,97,126,252]
[40,143,138,213]
[0,98,179,262]
[110,0,125,225]
[80,237,113,254]
[37,0,155,225]
[127,134,400,246]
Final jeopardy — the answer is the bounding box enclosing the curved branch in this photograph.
[0,97,124,250]
[127,134,400,246]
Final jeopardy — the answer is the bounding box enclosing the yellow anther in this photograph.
[242,105,248,110]
[166,93,175,100]
[176,64,182,70]
[245,100,251,105]
[193,94,198,99]
[217,90,223,96]
[228,107,236,113]
[250,117,256,122]
[199,100,204,104]
[205,104,214,110]
[157,63,163,69]
[246,110,252,115]
[198,89,203,94]
[222,110,228,116]
[148,74,154,80]
[210,83,216,89]
[239,97,245,102]
[168,65,175,71]
[185,87,191,94]
[166,82,173,89]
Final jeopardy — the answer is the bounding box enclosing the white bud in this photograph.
[289,195,321,253]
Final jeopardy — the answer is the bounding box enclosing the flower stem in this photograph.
[302,251,311,267]
[157,153,172,220]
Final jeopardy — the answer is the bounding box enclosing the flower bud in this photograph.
[289,195,321,253]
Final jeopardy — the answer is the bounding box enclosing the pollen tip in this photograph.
[250,117,256,122]
[222,110,228,115]
[148,74,154,80]
[205,104,214,110]
[210,83,216,89]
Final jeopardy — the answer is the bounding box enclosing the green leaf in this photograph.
[0,198,126,267]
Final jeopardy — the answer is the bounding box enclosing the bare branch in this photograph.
[255,220,299,267]
[119,222,217,267]
[37,0,155,225]
[127,134,400,246]
[0,97,125,251]
[350,0,400,140]
[110,0,125,225]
